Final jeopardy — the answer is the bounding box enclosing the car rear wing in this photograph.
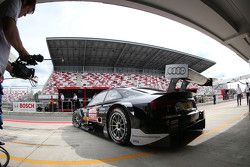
[165,64,212,93]
[187,68,212,86]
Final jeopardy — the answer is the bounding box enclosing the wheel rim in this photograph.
[109,111,126,141]
[73,114,80,126]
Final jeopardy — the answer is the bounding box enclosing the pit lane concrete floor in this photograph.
[1,100,250,167]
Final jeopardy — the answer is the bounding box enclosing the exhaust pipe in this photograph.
[97,117,102,123]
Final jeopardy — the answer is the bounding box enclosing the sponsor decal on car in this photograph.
[88,107,98,121]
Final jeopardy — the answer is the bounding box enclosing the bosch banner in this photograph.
[165,64,188,79]
[13,102,37,112]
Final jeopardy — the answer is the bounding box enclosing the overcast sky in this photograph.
[3,1,250,88]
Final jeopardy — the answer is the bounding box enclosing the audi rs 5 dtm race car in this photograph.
[72,66,212,146]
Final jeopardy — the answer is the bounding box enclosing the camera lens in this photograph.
[34,54,44,62]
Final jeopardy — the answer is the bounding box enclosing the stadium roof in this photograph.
[25,0,250,63]
[47,37,215,73]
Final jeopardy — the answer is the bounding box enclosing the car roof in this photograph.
[113,87,166,94]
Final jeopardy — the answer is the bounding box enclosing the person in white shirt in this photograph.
[59,93,64,110]
[245,82,250,105]
[72,93,78,110]
[73,93,77,101]
[0,0,36,77]
[236,84,242,106]
[60,93,64,101]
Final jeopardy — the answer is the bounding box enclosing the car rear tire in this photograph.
[108,108,131,145]
[72,112,81,128]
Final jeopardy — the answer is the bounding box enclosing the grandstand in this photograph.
[42,37,215,97]
[2,86,33,103]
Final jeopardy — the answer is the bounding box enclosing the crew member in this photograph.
[72,93,78,110]
[0,77,4,145]
[245,82,250,105]
[58,93,64,110]
[0,0,37,77]
[212,88,216,104]
[236,84,242,106]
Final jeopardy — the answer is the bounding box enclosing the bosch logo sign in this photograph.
[167,67,186,75]
[13,102,37,112]
[165,64,188,79]
[20,103,35,109]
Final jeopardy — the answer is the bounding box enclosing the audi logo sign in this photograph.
[167,67,186,75]
[165,64,188,79]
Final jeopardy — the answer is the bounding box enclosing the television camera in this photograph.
[10,54,44,85]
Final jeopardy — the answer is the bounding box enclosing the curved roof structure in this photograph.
[30,0,247,63]
[47,37,215,73]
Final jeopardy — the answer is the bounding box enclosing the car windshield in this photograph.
[117,88,144,98]
[88,91,107,106]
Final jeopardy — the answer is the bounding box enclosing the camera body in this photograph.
[11,54,44,80]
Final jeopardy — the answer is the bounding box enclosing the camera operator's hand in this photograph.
[18,49,30,61]
[0,75,4,83]
[6,63,13,75]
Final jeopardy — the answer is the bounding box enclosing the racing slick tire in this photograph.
[108,107,131,145]
[72,112,82,128]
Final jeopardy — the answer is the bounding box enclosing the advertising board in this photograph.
[13,102,37,112]
[165,64,188,79]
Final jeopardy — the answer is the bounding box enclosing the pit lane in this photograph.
[1,100,250,167]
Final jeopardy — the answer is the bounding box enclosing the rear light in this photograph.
[150,100,175,110]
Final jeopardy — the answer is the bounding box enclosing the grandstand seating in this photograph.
[196,86,213,95]
[1,71,210,101]
[1,71,212,102]
[42,71,216,96]
[2,88,31,102]
[42,72,171,95]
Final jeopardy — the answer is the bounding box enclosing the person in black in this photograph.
[212,88,216,105]
[245,82,250,105]
[0,79,5,145]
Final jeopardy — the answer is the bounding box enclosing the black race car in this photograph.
[72,87,205,146]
